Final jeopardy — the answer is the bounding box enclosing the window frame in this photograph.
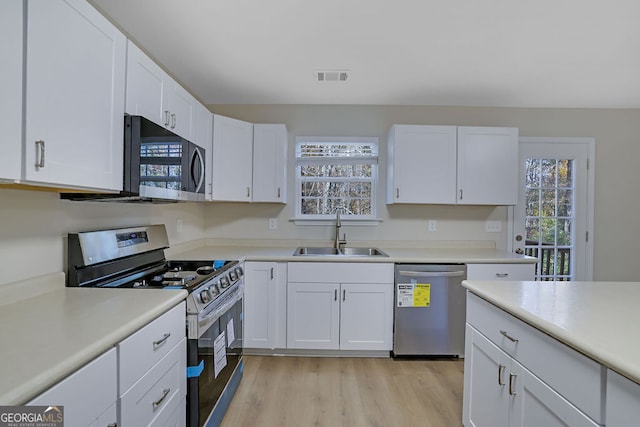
[294,136,379,223]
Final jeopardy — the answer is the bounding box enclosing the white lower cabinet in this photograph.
[118,302,187,427]
[466,263,535,281]
[464,327,598,427]
[244,261,287,349]
[463,293,602,427]
[28,348,118,427]
[606,369,640,427]
[286,262,394,351]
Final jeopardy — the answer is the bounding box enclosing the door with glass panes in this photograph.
[512,138,593,281]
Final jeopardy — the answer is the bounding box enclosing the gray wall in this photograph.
[207,105,640,281]
[1,105,638,284]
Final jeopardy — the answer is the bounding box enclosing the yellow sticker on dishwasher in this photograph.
[413,283,430,307]
[397,283,431,307]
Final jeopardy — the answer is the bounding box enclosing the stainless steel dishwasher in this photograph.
[392,264,467,357]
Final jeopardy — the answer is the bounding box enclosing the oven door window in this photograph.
[192,298,243,426]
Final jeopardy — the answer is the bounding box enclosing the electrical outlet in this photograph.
[485,220,501,232]
[176,219,183,233]
[428,220,437,232]
[268,218,278,230]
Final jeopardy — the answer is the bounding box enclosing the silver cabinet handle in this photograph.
[107,423,117,427]
[498,364,506,386]
[247,187,251,198]
[508,373,517,395]
[334,289,337,301]
[164,110,171,126]
[152,388,171,408]
[277,187,281,198]
[500,330,519,343]
[398,270,465,278]
[35,140,45,168]
[171,113,176,129]
[153,333,171,348]
[459,189,463,200]
[270,267,274,280]
[396,188,400,199]
[496,273,509,278]
[343,289,346,301]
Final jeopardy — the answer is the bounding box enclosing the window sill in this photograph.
[292,218,383,226]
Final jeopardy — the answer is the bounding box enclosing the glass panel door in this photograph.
[513,139,593,281]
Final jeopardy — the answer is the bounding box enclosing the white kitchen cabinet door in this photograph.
[244,262,287,349]
[210,114,254,201]
[0,0,22,182]
[463,326,510,427]
[606,370,640,427]
[126,40,198,143]
[457,127,519,205]
[340,283,393,350]
[29,348,118,427]
[252,124,288,203]
[165,79,195,142]
[287,282,340,350]
[466,263,535,281]
[387,125,457,204]
[24,0,126,190]
[509,360,599,427]
[125,40,166,126]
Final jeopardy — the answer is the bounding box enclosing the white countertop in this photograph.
[0,273,187,405]
[462,280,640,384]
[169,244,536,264]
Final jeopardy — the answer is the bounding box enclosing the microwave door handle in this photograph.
[191,146,205,193]
[398,270,466,278]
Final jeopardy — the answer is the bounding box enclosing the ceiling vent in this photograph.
[314,70,349,82]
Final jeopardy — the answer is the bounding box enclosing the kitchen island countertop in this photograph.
[0,273,187,405]
[462,280,640,384]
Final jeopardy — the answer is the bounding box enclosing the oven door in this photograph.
[187,287,243,427]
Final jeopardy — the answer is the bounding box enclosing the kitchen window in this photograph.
[295,136,378,221]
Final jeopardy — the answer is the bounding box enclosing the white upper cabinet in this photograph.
[252,124,288,203]
[0,0,22,182]
[24,0,126,190]
[125,40,197,142]
[387,125,518,205]
[387,125,457,204]
[125,41,165,125]
[210,114,254,202]
[457,126,519,205]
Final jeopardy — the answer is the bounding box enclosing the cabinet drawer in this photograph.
[467,293,604,424]
[119,302,185,393]
[288,262,393,283]
[28,348,117,427]
[120,338,186,427]
[466,263,535,281]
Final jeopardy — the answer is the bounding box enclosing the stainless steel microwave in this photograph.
[62,115,206,202]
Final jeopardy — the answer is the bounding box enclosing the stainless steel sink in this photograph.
[340,247,388,256]
[292,247,388,257]
[293,247,341,256]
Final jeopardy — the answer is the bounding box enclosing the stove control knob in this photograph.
[229,270,238,281]
[235,266,244,277]
[200,288,211,304]
[219,277,229,288]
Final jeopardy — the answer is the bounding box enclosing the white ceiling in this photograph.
[91,0,640,108]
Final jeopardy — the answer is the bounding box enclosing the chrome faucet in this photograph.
[334,209,347,251]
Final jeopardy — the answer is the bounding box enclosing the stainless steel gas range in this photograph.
[67,224,244,427]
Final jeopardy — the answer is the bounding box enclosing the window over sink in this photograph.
[294,136,378,221]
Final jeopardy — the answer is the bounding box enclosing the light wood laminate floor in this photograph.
[221,356,464,427]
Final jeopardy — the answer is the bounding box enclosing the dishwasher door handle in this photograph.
[398,270,466,278]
